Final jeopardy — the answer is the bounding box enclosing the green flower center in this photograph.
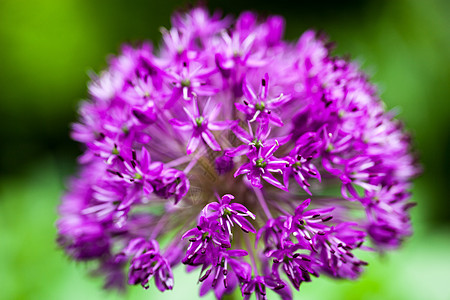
[223,208,232,216]
[252,139,263,149]
[255,158,267,168]
[195,116,204,127]
[181,79,191,87]
[112,146,119,155]
[255,102,266,111]
[202,232,210,240]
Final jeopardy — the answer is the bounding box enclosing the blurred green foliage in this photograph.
[0,0,449,299]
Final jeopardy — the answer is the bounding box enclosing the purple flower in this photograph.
[226,122,290,157]
[283,133,322,195]
[58,8,419,299]
[257,199,368,285]
[57,217,110,260]
[215,155,234,175]
[236,73,291,126]
[170,98,236,154]
[171,7,231,39]
[241,275,290,300]
[234,142,288,190]
[363,183,415,249]
[123,238,174,291]
[182,216,231,265]
[163,61,218,108]
[315,223,368,279]
[152,167,190,204]
[197,249,250,291]
[214,29,266,74]
[202,194,256,235]
[285,199,334,251]
[323,155,383,200]
[113,147,163,195]
[270,244,320,290]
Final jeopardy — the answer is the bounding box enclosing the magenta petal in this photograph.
[132,106,156,124]
[208,120,233,131]
[283,170,291,189]
[259,73,269,100]
[140,147,151,173]
[265,142,279,158]
[262,172,287,191]
[135,132,151,144]
[221,194,234,204]
[231,124,252,143]
[201,130,221,151]
[233,216,256,233]
[227,249,248,257]
[242,77,257,101]
[143,182,154,194]
[271,133,292,146]
[186,135,201,154]
[295,199,311,216]
[149,162,164,175]
[234,163,252,177]
[164,88,182,109]
[294,174,312,195]
[342,183,360,200]
[169,119,192,131]
[196,85,219,96]
[249,174,263,188]
[235,102,250,114]
[199,279,213,297]
[195,66,218,78]
[229,203,253,216]
[269,112,284,127]
[182,227,201,239]
[226,144,251,157]
[204,101,222,120]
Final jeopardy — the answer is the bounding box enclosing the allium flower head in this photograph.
[58,7,419,299]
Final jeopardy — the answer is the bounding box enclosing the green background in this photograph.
[0,0,449,299]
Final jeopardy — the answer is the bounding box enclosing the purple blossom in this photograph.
[315,223,368,279]
[283,133,322,195]
[57,217,110,260]
[163,61,218,108]
[123,238,174,291]
[363,183,415,249]
[226,122,290,157]
[270,244,320,290]
[214,29,266,74]
[215,154,234,175]
[113,147,163,195]
[182,216,231,265]
[234,142,288,190]
[197,249,250,292]
[171,7,231,39]
[241,275,290,300]
[236,73,291,126]
[58,7,419,300]
[151,167,190,204]
[170,98,236,154]
[202,194,256,236]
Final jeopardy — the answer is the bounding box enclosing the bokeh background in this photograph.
[1,0,449,299]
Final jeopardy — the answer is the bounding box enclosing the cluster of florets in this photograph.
[57,7,419,299]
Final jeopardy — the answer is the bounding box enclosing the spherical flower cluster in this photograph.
[57,7,419,299]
